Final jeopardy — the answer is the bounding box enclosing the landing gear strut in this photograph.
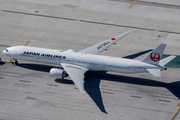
[15,60,18,65]
[84,75,87,80]
[11,58,18,65]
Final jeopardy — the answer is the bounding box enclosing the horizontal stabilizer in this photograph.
[146,69,161,77]
[159,55,176,66]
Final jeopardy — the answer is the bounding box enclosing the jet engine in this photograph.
[50,68,67,79]
[67,49,78,52]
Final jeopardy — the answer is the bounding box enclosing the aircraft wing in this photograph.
[79,30,135,55]
[60,63,88,93]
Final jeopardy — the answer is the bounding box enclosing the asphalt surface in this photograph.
[0,0,180,120]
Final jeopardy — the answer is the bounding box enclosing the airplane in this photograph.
[3,30,176,93]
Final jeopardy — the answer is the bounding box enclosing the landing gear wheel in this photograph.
[15,61,18,65]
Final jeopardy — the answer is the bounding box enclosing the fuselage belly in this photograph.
[6,46,160,74]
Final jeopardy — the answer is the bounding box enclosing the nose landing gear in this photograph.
[11,58,18,65]
[15,60,18,65]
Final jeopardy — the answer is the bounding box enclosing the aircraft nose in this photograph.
[3,50,6,54]
[3,49,8,55]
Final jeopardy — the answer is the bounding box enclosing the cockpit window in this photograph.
[5,49,8,52]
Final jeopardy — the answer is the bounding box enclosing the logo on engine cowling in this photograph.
[150,52,160,62]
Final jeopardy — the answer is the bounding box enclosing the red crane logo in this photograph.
[150,52,160,62]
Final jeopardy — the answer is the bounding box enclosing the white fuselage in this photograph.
[3,46,163,73]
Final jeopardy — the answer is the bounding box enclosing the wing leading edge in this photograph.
[60,63,88,93]
[79,30,135,55]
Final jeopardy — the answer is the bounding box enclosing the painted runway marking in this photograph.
[19,80,31,83]
[3,10,180,34]
[158,99,170,102]
[131,0,180,7]
[0,44,11,47]
[172,108,180,120]
[1,61,12,63]
[47,84,58,87]
[129,1,137,8]
[102,91,114,94]
[25,41,30,46]
[130,95,142,98]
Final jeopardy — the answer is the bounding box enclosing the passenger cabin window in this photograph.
[77,61,87,64]
[64,60,71,62]
[89,63,98,65]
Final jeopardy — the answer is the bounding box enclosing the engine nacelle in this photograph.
[50,68,67,79]
[67,49,78,52]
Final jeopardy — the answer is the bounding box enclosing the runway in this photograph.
[0,0,180,120]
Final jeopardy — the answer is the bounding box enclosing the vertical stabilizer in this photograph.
[141,44,166,65]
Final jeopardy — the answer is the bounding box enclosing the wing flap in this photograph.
[60,63,88,93]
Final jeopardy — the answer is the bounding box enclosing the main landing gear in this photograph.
[84,75,87,80]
